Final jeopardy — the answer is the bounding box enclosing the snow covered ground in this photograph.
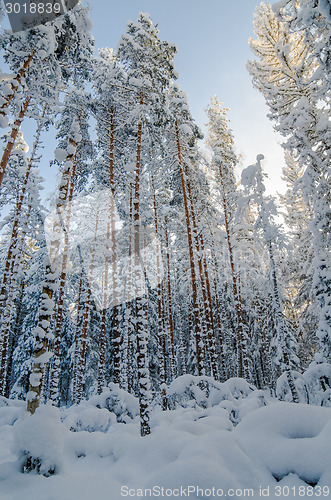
[0,378,330,500]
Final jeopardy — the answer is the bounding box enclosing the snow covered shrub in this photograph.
[166,375,235,410]
[13,404,64,476]
[222,378,257,399]
[62,384,140,432]
[276,371,309,403]
[236,390,269,422]
[88,383,139,423]
[165,376,270,425]
[303,356,331,407]
[62,406,117,433]
[166,375,258,411]
[276,357,331,406]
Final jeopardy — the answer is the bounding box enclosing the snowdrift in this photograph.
[0,380,330,500]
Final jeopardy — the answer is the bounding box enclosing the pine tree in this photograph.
[248,2,331,359]
[279,151,318,366]
[116,12,176,436]
[206,97,250,379]
[241,155,300,402]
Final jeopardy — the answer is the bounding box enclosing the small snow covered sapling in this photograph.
[13,404,64,476]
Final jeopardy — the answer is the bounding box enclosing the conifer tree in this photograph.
[167,84,208,377]
[279,152,318,365]
[206,97,250,379]
[248,2,331,359]
[242,155,300,402]
[117,12,176,436]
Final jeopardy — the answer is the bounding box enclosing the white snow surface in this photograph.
[0,381,330,500]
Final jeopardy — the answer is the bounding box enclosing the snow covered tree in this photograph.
[206,97,250,380]
[248,1,331,360]
[116,12,177,435]
[279,151,318,366]
[241,155,300,402]
[0,130,45,397]
[166,84,207,377]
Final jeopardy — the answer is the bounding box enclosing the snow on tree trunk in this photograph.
[175,120,205,376]
[187,178,219,380]
[152,177,167,384]
[72,264,84,402]
[0,51,34,127]
[27,120,80,411]
[76,212,100,403]
[27,261,57,414]
[211,253,226,381]
[49,132,79,404]
[220,165,249,379]
[0,96,31,187]
[164,217,176,380]
[200,232,220,381]
[0,205,31,395]
[133,107,151,437]
[98,107,121,391]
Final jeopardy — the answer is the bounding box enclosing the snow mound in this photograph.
[166,375,268,424]
[62,384,140,432]
[13,404,64,476]
[167,375,255,408]
[63,406,117,433]
[234,402,331,487]
[0,391,329,499]
[88,383,140,423]
[0,397,24,427]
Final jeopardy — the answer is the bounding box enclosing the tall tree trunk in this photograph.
[76,213,100,403]
[186,179,219,380]
[126,184,135,394]
[0,96,31,187]
[27,261,57,414]
[0,205,31,395]
[49,151,77,403]
[0,51,35,122]
[199,232,219,381]
[98,107,121,391]
[109,111,121,386]
[209,246,227,380]
[218,164,249,379]
[175,120,205,376]
[0,106,46,317]
[26,124,78,413]
[164,217,176,379]
[134,98,151,437]
[152,179,167,384]
[72,264,84,402]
